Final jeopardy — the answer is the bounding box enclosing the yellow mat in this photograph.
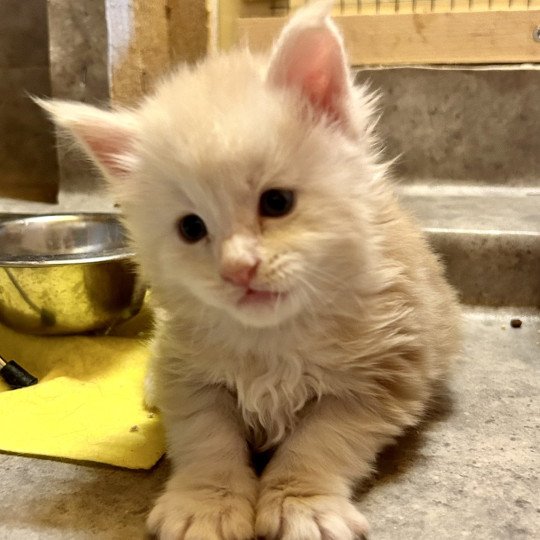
[0,311,166,469]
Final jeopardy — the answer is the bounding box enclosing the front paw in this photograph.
[256,488,369,540]
[147,488,255,540]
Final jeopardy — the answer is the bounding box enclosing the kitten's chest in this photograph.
[219,348,331,449]
[196,332,351,449]
[160,333,334,447]
[232,362,315,449]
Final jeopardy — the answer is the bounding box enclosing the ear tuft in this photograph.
[267,0,352,130]
[35,98,138,181]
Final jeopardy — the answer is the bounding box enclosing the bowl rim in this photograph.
[0,213,135,267]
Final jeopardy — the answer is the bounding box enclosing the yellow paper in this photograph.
[0,315,165,469]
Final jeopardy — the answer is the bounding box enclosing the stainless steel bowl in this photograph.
[0,214,144,335]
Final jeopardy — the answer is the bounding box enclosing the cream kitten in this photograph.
[42,1,459,538]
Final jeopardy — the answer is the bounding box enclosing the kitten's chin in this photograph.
[225,292,302,329]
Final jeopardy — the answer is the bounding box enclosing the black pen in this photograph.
[0,354,38,389]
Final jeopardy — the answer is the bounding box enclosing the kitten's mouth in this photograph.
[238,288,284,306]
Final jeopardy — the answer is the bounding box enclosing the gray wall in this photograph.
[355,68,539,186]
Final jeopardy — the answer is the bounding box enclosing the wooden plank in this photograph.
[287,0,540,14]
[219,0,243,50]
[237,10,540,64]
[167,0,210,64]
[107,0,170,104]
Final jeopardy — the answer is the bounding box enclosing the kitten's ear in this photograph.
[36,98,138,182]
[267,0,352,130]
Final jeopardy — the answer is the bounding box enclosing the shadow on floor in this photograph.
[355,386,454,501]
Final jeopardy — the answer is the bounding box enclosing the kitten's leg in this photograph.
[143,366,157,410]
[256,396,409,540]
[143,325,165,411]
[147,384,257,540]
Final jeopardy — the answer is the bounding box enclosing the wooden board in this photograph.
[107,0,171,104]
[280,0,540,15]
[168,0,210,64]
[108,0,213,102]
[237,10,540,65]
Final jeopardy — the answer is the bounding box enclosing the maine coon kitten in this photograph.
[42,1,460,538]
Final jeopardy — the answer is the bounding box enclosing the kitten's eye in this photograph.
[259,189,295,218]
[177,214,207,243]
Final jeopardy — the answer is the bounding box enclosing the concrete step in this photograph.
[398,185,540,308]
[398,185,540,233]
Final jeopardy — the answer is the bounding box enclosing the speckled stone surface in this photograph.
[355,67,540,186]
[0,309,538,539]
[0,455,168,539]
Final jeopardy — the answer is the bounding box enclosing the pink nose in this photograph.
[220,262,258,288]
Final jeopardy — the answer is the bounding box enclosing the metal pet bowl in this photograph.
[0,214,144,335]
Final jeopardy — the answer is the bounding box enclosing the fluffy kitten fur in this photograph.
[43,1,460,538]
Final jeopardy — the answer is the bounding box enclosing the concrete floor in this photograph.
[0,308,538,540]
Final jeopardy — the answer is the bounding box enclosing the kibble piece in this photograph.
[510,318,522,328]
